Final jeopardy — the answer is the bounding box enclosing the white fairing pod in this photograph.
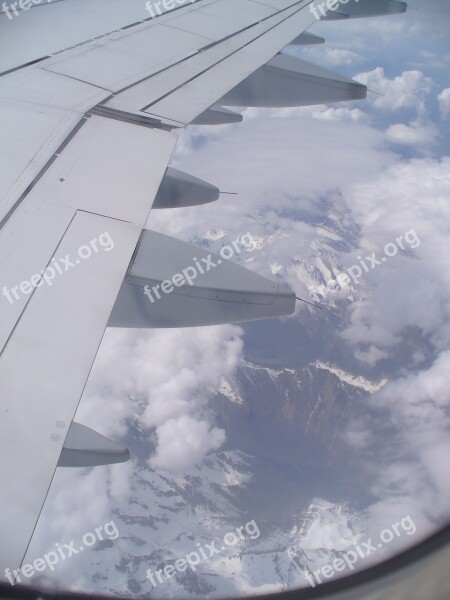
[321,0,407,19]
[191,105,243,125]
[108,230,296,328]
[153,167,220,209]
[220,53,367,107]
[289,32,325,45]
[58,423,130,467]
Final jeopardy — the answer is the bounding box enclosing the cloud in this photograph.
[311,106,368,122]
[78,326,244,471]
[322,48,362,66]
[149,114,391,246]
[299,46,362,67]
[341,156,450,359]
[67,101,450,558]
[386,120,438,148]
[243,105,367,122]
[148,107,450,551]
[336,150,450,535]
[354,345,388,367]
[361,352,450,534]
[438,88,450,118]
[355,67,434,116]
[149,416,226,471]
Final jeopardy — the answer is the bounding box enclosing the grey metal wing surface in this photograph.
[0,0,407,581]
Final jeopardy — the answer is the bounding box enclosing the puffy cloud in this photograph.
[378,351,450,415]
[362,352,450,532]
[355,67,434,116]
[438,87,450,118]
[337,151,450,536]
[341,157,450,358]
[78,326,243,470]
[149,416,226,471]
[386,120,438,148]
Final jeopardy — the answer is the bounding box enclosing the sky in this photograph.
[22,0,450,595]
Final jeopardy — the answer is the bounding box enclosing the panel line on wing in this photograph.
[0,210,78,357]
[0,56,50,78]
[141,3,306,111]
[0,117,89,232]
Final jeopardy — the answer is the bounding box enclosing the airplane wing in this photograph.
[0,0,407,580]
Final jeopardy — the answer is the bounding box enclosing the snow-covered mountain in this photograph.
[29,351,386,598]
[26,205,436,597]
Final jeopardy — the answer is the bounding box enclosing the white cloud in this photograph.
[386,120,438,148]
[355,67,434,116]
[438,87,450,118]
[78,326,243,471]
[149,416,226,471]
[311,106,368,122]
[322,48,361,66]
[149,115,391,245]
[364,352,450,530]
[336,148,450,534]
[341,156,450,359]
[243,105,368,123]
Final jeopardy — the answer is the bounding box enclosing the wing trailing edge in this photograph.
[108,230,296,329]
